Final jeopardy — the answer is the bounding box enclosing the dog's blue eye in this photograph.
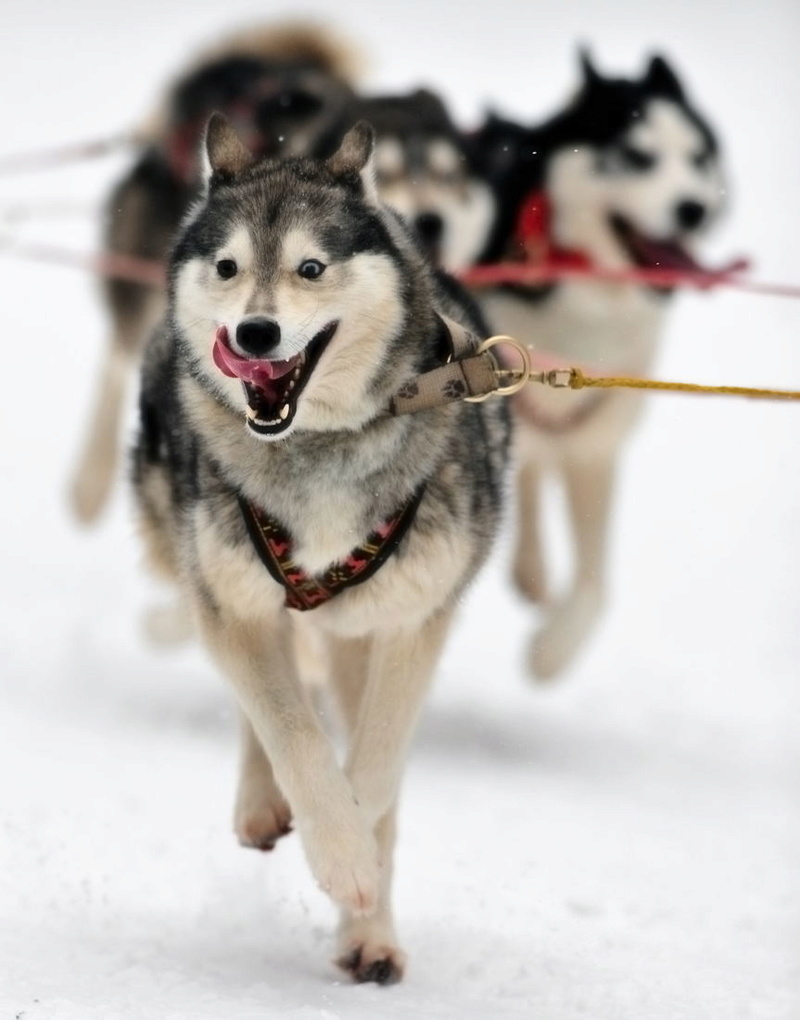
[216,259,238,280]
[298,259,326,280]
[619,145,656,171]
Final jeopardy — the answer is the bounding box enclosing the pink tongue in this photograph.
[628,234,705,272]
[212,326,299,387]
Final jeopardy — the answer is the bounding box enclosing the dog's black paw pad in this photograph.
[338,947,404,985]
[359,957,401,985]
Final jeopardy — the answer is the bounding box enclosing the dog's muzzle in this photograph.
[212,322,338,437]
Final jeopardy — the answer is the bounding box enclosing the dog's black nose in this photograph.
[236,318,281,357]
[415,212,444,246]
[675,199,706,231]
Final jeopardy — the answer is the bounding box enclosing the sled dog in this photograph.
[132,115,510,981]
[70,22,359,523]
[346,88,495,271]
[473,52,726,678]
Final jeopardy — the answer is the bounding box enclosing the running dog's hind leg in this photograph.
[512,456,549,603]
[332,612,451,984]
[69,343,135,523]
[197,610,379,916]
[69,288,162,524]
[233,711,292,851]
[531,454,615,680]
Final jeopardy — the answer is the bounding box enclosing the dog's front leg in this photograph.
[233,711,292,851]
[512,456,549,603]
[198,609,379,915]
[329,636,405,983]
[331,612,452,982]
[531,453,616,679]
[344,610,452,828]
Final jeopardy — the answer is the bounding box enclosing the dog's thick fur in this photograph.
[472,52,725,679]
[70,23,359,524]
[132,116,509,982]
[343,89,496,271]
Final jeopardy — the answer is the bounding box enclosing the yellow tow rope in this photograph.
[544,366,800,401]
[484,338,800,403]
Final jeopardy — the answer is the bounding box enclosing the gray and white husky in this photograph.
[132,115,509,982]
[69,22,359,524]
[347,88,496,271]
[473,53,727,679]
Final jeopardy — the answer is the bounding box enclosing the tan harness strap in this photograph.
[388,351,499,415]
[388,315,500,416]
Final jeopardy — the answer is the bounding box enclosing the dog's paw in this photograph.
[302,817,379,915]
[512,561,548,604]
[234,780,292,852]
[235,802,292,852]
[336,942,406,985]
[69,467,111,525]
[529,587,602,680]
[336,911,405,985]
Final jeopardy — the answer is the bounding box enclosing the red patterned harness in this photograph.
[238,487,426,611]
[513,189,591,273]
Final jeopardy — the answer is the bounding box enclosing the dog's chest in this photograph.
[478,281,665,431]
[479,282,664,369]
[193,492,469,637]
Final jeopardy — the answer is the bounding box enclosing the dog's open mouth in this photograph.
[609,213,704,274]
[212,321,338,436]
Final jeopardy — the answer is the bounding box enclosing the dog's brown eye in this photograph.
[619,145,656,172]
[692,149,712,171]
[298,259,326,280]
[216,259,238,280]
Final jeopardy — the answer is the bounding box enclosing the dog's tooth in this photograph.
[279,404,290,420]
[287,379,295,391]
[245,405,258,420]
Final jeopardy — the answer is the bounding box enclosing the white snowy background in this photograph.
[1,1,798,1017]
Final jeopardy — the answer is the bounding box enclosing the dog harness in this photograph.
[234,316,488,610]
[238,486,426,611]
[514,189,592,272]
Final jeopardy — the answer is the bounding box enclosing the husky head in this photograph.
[166,54,353,180]
[350,89,495,272]
[171,114,427,441]
[476,52,725,273]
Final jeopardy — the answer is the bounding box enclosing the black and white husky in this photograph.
[473,52,726,679]
[132,116,509,982]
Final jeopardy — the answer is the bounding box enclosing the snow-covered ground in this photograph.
[1,1,798,1017]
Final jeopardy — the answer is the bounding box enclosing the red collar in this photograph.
[238,487,426,611]
[513,189,592,271]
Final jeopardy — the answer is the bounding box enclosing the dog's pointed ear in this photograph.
[578,47,601,87]
[644,55,685,100]
[326,121,378,205]
[203,113,254,185]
